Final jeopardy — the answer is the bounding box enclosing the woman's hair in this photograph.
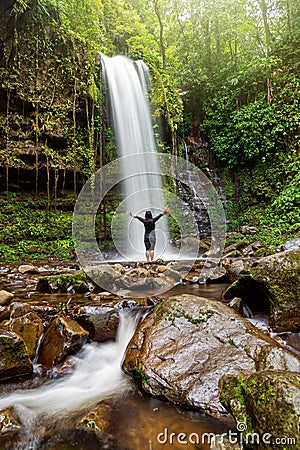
[145,210,153,220]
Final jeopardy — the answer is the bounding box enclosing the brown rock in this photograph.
[224,249,300,332]
[4,303,44,359]
[77,307,119,342]
[227,259,254,284]
[206,266,228,283]
[77,402,111,436]
[0,407,21,435]
[0,330,32,380]
[37,315,89,370]
[18,264,38,274]
[123,295,300,413]
[0,291,14,306]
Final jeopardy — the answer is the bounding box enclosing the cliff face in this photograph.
[0,1,97,193]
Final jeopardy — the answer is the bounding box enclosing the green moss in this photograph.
[255,247,275,257]
[166,307,215,325]
[220,372,300,448]
[0,335,29,363]
[48,273,88,293]
[152,302,164,324]
[133,367,150,387]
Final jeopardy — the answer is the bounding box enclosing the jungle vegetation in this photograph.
[0,0,299,261]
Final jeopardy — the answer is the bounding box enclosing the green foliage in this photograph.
[0,194,74,262]
[1,0,300,255]
[260,170,300,234]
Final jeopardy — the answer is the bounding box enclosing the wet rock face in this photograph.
[0,330,32,380]
[123,295,300,413]
[0,291,14,306]
[37,315,89,370]
[283,238,300,251]
[0,407,21,436]
[77,401,111,438]
[224,249,300,332]
[77,307,120,342]
[227,259,254,284]
[219,371,300,450]
[3,303,44,359]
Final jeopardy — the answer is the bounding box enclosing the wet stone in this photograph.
[37,315,89,370]
[123,294,300,413]
[0,291,14,306]
[0,407,21,435]
[0,330,32,381]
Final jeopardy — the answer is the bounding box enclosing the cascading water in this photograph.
[0,311,142,450]
[101,54,170,260]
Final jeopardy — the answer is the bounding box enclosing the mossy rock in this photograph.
[219,371,300,449]
[224,249,300,332]
[255,247,275,257]
[123,294,300,413]
[0,330,32,381]
[36,273,90,294]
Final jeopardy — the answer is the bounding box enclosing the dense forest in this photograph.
[0,0,299,261]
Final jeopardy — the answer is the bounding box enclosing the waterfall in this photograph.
[0,311,142,449]
[101,54,170,260]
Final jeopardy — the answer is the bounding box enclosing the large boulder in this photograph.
[123,295,300,413]
[3,303,43,359]
[37,315,89,369]
[224,249,300,332]
[0,330,32,380]
[219,371,300,449]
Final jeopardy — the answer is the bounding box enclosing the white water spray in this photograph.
[101,54,170,260]
[0,311,141,448]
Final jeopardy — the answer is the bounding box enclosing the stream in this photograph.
[0,262,299,449]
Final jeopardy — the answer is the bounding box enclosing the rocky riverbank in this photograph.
[0,240,299,448]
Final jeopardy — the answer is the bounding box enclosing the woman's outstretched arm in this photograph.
[126,211,136,218]
[153,208,170,222]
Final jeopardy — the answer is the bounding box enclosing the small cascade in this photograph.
[177,141,211,239]
[0,310,143,450]
[241,303,254,319]
[212,169,227,210]
[181,139,189,170]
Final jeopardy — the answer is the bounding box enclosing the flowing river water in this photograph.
[1,262,300,449]
[0,263,235,450]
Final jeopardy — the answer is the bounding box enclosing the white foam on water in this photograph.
[0,311,141,419]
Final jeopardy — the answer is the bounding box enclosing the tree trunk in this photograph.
[258,0,272,104]
[54,168,59,211]
[46,145,50,211]
[62,168,66,195]
[35,101,39,196]
[286,0,293,31]
[5,89,10,193]
[85,97,95,175]
[204,17,212,71]
[73,76,77,197]
[99,63,105,244]
[154,0,166,70]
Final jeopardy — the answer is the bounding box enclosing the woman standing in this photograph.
[128,209,168,263]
